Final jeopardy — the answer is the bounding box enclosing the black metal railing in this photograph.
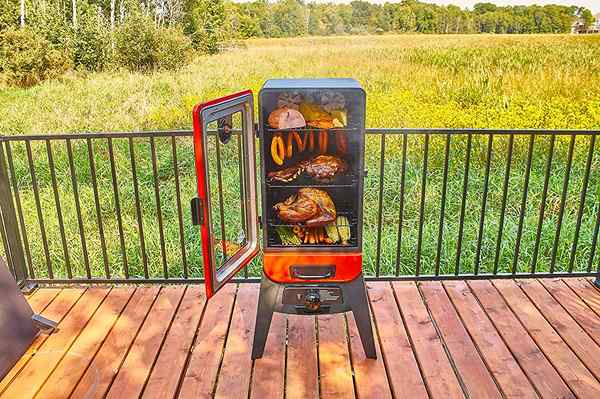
[0,128,598,287]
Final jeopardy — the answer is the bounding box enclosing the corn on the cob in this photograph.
[324,221,340,243]
[336,216,351,245]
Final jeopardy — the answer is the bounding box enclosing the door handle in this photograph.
[191,197,204,225]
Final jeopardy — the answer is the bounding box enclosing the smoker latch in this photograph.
[190,197,204,225]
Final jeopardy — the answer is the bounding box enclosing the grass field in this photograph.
[1,34,599,280]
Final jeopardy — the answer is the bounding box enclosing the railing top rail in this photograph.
[0,128,598,141]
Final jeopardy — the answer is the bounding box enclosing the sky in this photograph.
[240,0,600,14]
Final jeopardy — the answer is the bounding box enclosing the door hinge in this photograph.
[258,215,263,228]
[254,123,260,138]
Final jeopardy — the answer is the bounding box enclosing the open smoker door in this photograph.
[192,91,259,298]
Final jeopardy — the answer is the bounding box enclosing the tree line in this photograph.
[232,0,594,37]
[0,0,595,87]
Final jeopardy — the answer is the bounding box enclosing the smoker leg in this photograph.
[251,274,280,359]
[345,275,376,359]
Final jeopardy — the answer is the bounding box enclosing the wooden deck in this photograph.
[2,278,600,398]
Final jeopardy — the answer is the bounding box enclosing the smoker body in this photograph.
[192,79,375,360]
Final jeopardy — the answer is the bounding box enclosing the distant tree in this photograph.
[184,0,226,53]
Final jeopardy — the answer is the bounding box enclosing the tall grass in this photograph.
[1,34,599,280]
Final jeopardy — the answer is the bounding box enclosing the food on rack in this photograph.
[335,131,348,154]
[277,92,303,110]
[318,131,328,153]
[299,102,335,129]
[324,221,340,244]
[336,216,351,245]
[292,226,334,245]
[308,130,315,151]
[274,188,336,227]
[271,134,285,165]
[286,131,303,158]
[320,91,346,113]
[268,108,306,129]
[331,110,347,128]
[275,226,301,246]
[267,154,348,183]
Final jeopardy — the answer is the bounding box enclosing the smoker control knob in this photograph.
[304,291,321,311]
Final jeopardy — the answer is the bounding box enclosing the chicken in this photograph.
[274,188,336,227]
[268,108,306,129]
[267,155,348,183]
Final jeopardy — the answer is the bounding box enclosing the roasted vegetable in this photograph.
[337,216,351,245]
[308,130,315,151]
[276,226,301,245]
[318,130,328,153]
[325,221,340,243]
[271,134,285,165]
[335,131,348,154]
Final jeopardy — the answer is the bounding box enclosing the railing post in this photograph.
[0,139,30,290]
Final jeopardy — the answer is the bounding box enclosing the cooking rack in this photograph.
[267,212,358,248]
[266,173,358,189]
[266,126,360,134]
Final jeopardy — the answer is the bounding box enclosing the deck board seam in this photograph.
[315,315,322,399]
[516,280,600,384]
[32,287,113,399]
[282,316,289,399]
[563,278,600,318]
[488,280,577,396]
[138,285,189,398]
[390,282,433,399]
[343,313,359,399]
[366,285,400,399]
[64,287,138,398]
[441,282,507,399]
[463,281,544,398]
[211,283,240,398]
[100,286,164,398]
[415,282,469,398]
[172,289,211,399]
[544,279,600,346]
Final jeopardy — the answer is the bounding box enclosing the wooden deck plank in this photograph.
[366,282,427,399]
[69,286,160,399]
[468,280,575,399]
[286,315,318,399]
[1,288,109,399]
[0,288,63,394]
[214,284,259,399]
[391,282,464,399]
[518,279,600,380]
[27,288,61,313]
[563,278,600,317]
[32,287,135,399]
[178,284,236,399]
[541,279,600,346]
[250,313,286,399]
[444,281,538,398]
[419,281,502,398]
[104,286,185,399]
[141,286,206,399]
[493,279,600,398]
[318,313,355,399]
[347,311,392,399]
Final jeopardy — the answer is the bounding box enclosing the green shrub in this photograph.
[114,13,159,71]
[115,13,193,71]
[0,28,72,87]
[72,10,112,71]
[155,27,193,70]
